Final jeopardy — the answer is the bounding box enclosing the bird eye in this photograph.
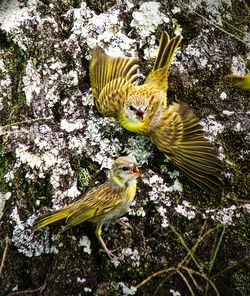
[129,105,136,112]
[121,166,129,171]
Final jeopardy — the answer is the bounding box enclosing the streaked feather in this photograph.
[150,102,223,192]
[61,182,127,232]
[90,46,139,116]
[33,156,139,232]
[89,32,223,192]
[145,32,183,91]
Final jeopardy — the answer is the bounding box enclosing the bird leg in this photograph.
[115,217,133,230]
[95,222,117,259]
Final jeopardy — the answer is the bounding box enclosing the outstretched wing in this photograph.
[145,31,182,92]
[61,182,123,232]
[150,102,223,192]
[90,46,139,117]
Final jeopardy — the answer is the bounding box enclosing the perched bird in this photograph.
[90,31,223,193]
[225,73,250,90]
[33,155,142,258]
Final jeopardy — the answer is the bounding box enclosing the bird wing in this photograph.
[90,46,139,117]
[225,73,250,90]
[150,102,223,192]
[145,31,182,92]
[61,183,123,232]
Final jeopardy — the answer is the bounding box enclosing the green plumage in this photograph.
[89,32,223,193]
[33,156,141,258]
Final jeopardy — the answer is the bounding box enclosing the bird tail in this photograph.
[150,102,223,192]
[145,31,183,91]
[32,207,70,231]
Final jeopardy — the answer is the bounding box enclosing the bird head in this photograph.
[110,155,142,187]
[124,94,148,123]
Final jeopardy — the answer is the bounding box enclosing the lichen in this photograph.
[0,0,249,295]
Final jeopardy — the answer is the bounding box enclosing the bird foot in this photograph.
[99,247,119,259]
[115,217,133,230]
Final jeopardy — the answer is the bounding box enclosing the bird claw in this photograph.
[99,247,119,259]
[115,217,133,230]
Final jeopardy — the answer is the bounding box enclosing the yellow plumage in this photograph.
[225,73,250,90]
[90,31,223,192]
[33,156,141,258]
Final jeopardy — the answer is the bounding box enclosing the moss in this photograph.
[0,29,12,49]
[0,141,8,191]
[0,38,27,126]
[70,155,103,193]
[0,1,249,295]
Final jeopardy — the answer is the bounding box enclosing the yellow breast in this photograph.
[125,179,137,201]
[118,110,148,134]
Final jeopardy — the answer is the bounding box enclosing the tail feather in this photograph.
[145,31,183,91]
[150,102,223,192]
[32,208,70,232]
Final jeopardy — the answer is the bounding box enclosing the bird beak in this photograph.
[131,165,144,177]
[136,110,144,120]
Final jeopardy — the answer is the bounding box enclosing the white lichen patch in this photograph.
[143,171,182,204]
[112,248,140,267]
[60,119,84,132]
[82,108,124,167]
[65,182,81,198]
[78,235,92,255]
[22,60,42,107]
[130,2,169,38]
[128,201,146,217]
[220,92,227,100]
[230,55,248,76]
[0,0,38,34]
[184,42,208,68]
[171,7,181,14]
[10,207,50,257]
[123,135,153,165]
[170,289,181,296]
[0,57,12,108]
[206,204,250,225]
[135,206,146,217]
[174,200,196,220]
[76,277,86,284]
[0,192,11,220]
[118,282,137,295]
[64,2,137,56]
[157,205,169,228]
[201,115,225,142]
[222,110,234,116]
[188,0,232,26]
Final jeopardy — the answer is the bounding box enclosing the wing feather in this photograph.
[61,183,123,232]
[90,46,139,117]
[150,102,223,192]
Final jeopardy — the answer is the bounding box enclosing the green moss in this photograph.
[0,35,27,127]
[70,156,103,193]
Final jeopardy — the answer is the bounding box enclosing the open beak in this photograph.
[131,164,144,177]
[136,110,144,120]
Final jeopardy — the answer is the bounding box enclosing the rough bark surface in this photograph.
[0,1,249,295]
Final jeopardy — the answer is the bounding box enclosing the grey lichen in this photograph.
[0,0,249,295]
